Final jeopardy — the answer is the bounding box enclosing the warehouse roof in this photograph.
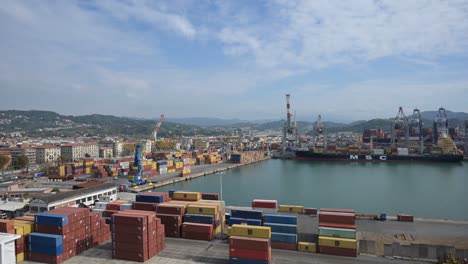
[30,182,116,204]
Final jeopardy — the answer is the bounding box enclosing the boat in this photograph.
[294,150,464,162]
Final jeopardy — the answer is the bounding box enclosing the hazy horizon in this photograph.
[1,1,468,121]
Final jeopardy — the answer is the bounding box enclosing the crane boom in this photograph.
[149,114,165,142]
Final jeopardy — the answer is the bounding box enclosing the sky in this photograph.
[1,0,468,122]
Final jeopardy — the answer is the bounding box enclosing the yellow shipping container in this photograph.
[173,191,201,201]
[187,205,218,215]
[14,226,24,235]
[318,237,357,249]
[14,221,34,234]
[228,224,271,239]
[16,252,25,262]
[298,242,316,253]
[278,205,304,213]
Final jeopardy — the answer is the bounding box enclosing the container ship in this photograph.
[295,137,464,163]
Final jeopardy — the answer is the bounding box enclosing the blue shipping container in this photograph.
[231,209,263,220]
[168,190,176,198]
[184,214,215,225]
[29,233,63,256]
[35,214,68,226]
[263,214,297,225]
[271,232,297,243]
[135,194,164,203]
[264,222,297,234]
[228,217,262,226]
[230,257,269,264]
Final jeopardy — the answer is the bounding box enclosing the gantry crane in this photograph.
[433,107,448,144]
[409,108,424,154]
[391,106,409,147]
[312,114,327,149]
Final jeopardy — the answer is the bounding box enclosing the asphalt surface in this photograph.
[23,238,432,264]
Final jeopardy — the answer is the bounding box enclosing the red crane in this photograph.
[149,114,164,143]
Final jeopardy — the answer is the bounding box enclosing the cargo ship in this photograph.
[295,137,464,163]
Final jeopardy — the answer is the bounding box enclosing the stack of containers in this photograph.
[229,209,263,226]
[182,158,191,176]
[102,201,125,218]
[133,192,170,211]
[397,214,414,222]
[156,203,185,238]
[72,162,83,175]
[92,201,109,216]
[28,233,63,264]
[182,203,219,241]
[84,159,93,175]
[303,208,318,215]
[89,212,111,247]
[252,199,277,214]
[228,224,272,264]
[14,219,35,262]
[157,161,168,175]
[111,210,165,262]
[263,214,298,251]
[318,208,357,257]
[201,193,220,200]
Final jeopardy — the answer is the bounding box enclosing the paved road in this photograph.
[23,238,431,264]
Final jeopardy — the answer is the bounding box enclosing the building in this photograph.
[4,145,37,166]
[35,145,61,164]
[99,147,113,158]
[60,143,99,162]
[193,139,209,150]
[29,182,117,213]
[113,141,123,157]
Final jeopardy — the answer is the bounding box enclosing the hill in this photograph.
[0,110,224,137]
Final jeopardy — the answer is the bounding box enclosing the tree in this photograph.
[0,154,10,170]
[51,187,60,193]
[57,155,66,164]
[16,154,29,170]
[156,141,176,150]
[85,153,91,158]
[122,144,136,156]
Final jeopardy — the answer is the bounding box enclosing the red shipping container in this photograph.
[112,214,148,226]
[106,202,124,211]
[113,248,149,262]
[35,224,70,235]
[113,241,148,254]
[117,210,156,223]
[319,212,355,225]
[319,222,356,230]
[319,246,357,257]
[103,210,119,218]
[271,241,297,251]
[320,208,355,214]
[182,231,213,241]
[304,208,318,215]
[181,223,213,233]
[112,224,147,235]
[397,214,414,222]
[0,219,14,233]
[133,202,158,211]
[229,247,271,261]
[157,214,182,225]
[156,204,185,216]
[28,252,64,264]
[201,193,220,200]
[229,236,270,251]
[251,199,277,209]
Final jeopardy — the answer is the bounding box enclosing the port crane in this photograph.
[282,94,298,150]
[433,107,448,144]
[409,108,424,154]
[312,114,327,149]
[128,144,148,186]
[391,106,409,147]
[150,114,164,151]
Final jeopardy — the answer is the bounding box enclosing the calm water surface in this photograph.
[156,159,468,220]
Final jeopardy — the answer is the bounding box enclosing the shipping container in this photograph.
[319,245,357,257]
[271,232,297,243]
[229,236,270,251]
[297,242,316,253]
[318,227,356,239]
[183,214,215,225]
[263,214,297,225]
[278,205,304,213]
[229,217,262,226]
[231,209,263,220]
[251,199,277,209]
[228,225,271,239]
[318,237,357,249]
[263,223,297,234]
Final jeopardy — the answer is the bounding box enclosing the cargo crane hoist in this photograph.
[409,108,424,154]
[433,107,448,144]
[128,144,148,187]
[312,114,327,149]
[391,106,409,147]
[282,94,298,150]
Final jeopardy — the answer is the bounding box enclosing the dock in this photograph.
[128,157,271,193]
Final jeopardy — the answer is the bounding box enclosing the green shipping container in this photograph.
[318,227,356,239]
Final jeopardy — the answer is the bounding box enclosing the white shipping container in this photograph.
[120,162,130,169]
[0,233,20,264]
[373,149,385,155]
[95,202,108,209]
[120,203,133,211]
[92,208,105,216]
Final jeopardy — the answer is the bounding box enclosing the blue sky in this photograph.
[1,0,468,122]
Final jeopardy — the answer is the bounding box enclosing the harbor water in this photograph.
[156,159,468,221]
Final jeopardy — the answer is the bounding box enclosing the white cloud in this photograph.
[218,0,468,71]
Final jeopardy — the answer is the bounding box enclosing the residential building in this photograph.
[99,147,113,158]
[5,145,37,166]
[193,139,209,150]
[60,143,99,162]
[35,145,61,164]
[113,141,123,157]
